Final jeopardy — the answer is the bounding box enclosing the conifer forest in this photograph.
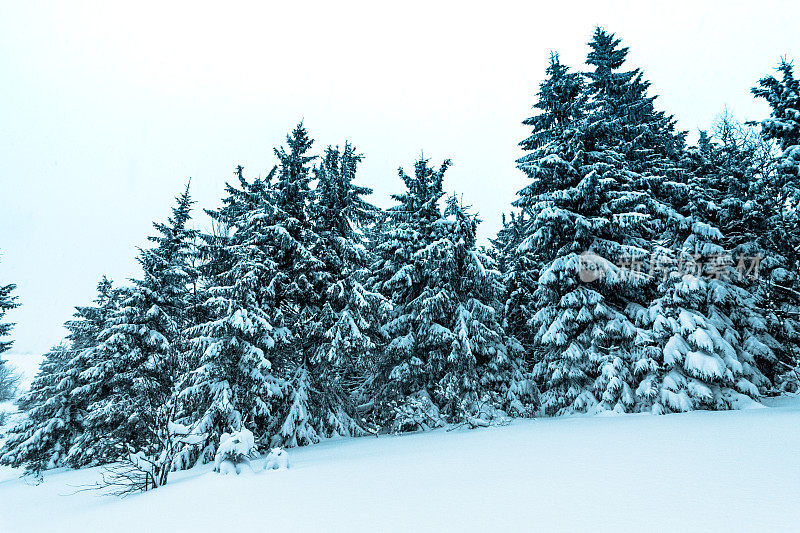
[1,17,799,532]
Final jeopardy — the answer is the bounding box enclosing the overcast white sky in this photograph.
[1,0,798,361]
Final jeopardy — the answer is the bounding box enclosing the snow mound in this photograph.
[264,447,290,470]
[214,428,256,475]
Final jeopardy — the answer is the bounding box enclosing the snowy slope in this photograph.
[1,398,799,533]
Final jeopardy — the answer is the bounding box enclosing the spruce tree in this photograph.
[493,211,537,354]
[182,167,287,463]
[307,143,390,437]
[509,52,585,355]
[186,124,361,452]
[584,28,684,175]
[429,196,534,420]
[632,221,769,413]
[0,277,122,473]
[751,60,800,390]
[372,158,532,428]
[681,119,785,386]
[0,259,19,401]
[74,184,200,484]
[263,123,334,447]
[512,50,628,415]
[369,156,449,426]
[582,29,768,413]
[512,34,694,415]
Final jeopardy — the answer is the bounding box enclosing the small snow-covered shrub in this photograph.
[264,447,289,470]
[445,390,513,430]
[390,390,444,433]
[213,428,257,475]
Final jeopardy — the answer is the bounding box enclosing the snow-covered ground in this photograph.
[1,397,799,532]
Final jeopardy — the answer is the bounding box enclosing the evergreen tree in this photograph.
[274,121,315,223]
[261,123,335,447]
[431,196,534,420]
[186,124,360,453]
[509,52,585,354]
[584,28,684,175]
[372,158,532,428]
[0,346,73,474]
[307,143,390,437]
[578,33,772,412]
[0,277,122,474]
[0,258,19,401]
[751,60,800,390]
[493,211,537,353]
[680,118,786,386]
[631,222,769,413]
[369,156,450,424]
[181,167,287,463]
[74,184,200,485]
[512,34,693,415]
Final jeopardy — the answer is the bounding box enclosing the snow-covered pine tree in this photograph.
[307,143,390,437]
[581,29,723,414]
[513,32,702,415]
[492,211,537,353]
[181,166,287,464]
[368,156,449,427]
[0,259,19,401]
[512,51,621,416]
[372,157,533,429]
[679,119,786,389]
[260,123,332,448]
[582,28,773,413]
[632,221,769,413]
[584,41,783,414]
[429,196,535,420]
[751,60,800,390]
[266,125,381,447]
[583,28,684,176]
[753,62,800,246]
[491,212,525,275]
[0,346,73,475]
[73,184,200,486]
[0,277,122,474]
[509,52,585,355]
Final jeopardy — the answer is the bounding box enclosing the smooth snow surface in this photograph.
[1,397,799,532]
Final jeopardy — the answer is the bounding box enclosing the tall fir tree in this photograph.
[0,260,19,401]
[584,28,684,175]
[509,52,586,355]
[308,143,390,435]
[372,158,533,428]
[751,60,800,390]
[264,123,342,447]
[512,34,695,415]
[185,124,366,452]
[369,156,450,425]
[630,221,770,413]
[429,196,534,420]
[493,211,537,354]
[182,166,287,463]
[73,184,200,485]
[0,277,123,474]
[583,29,767,411]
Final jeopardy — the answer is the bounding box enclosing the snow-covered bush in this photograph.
[213,428,257,475]
[390,390,444,433]
[264,447,289,470]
